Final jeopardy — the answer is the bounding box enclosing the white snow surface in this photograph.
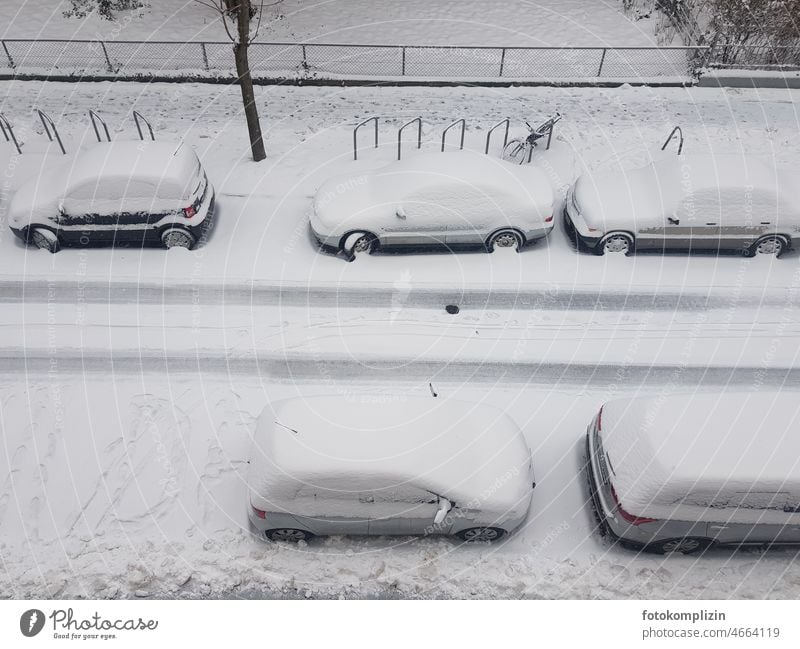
[2,81,800,599]
[601,393,800,525]
[248,397,532,519]
[0,0,657,47]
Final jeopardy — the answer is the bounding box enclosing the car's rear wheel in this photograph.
[456,527,506,543]
[487,229,524,252]
[596,232,633,256]
[647,537,712,555]
[748,235,787,258]
[265,528,313,543]
[29,227,60,253]
[161,227,196,250]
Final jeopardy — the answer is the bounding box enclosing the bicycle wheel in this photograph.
[502,139,530,165]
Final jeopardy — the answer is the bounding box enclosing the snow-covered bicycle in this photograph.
[502,112,561,164]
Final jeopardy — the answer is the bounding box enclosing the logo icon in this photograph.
[20,609,45,637]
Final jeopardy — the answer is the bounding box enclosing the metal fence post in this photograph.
[1,40,14,69]
[499,47,506,77]
[401,46,406,76]
[98,41,113,72]
[200,42,210,71]
[597,48,607,77]
[301,44,308,70]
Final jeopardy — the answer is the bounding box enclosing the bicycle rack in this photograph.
[133,110,155,141]
[88,109,111,143]
[441,119,466,152]
[484,118,509,154]
[353,116,379,161]
[397,117,422,160]
[661,126,684,155]
[36,109,66,155]
[0,113,21,154]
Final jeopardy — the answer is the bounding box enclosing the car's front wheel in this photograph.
[596,232,634,256]
[29,227,60,253]
[456,527,506,543]
[161,227,196,250]
[265,528,313,543]
[748,235,787,258]
[487,229,524,252]
[646,537,713,555]
[341,231,377,259]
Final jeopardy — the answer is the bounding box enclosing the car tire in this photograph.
[747,235,787,258]
[265,528,314,543]
[161,227,196,250]
[29,227,60,253]
[646,537,713,555]
[487,229,524,252]
[456,527,506,543]
[596,232,634,256]
[341,231,377,260]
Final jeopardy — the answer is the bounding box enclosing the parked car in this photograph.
[8,141,215,252]
[247,396,535,542]
[565,154,799,257]
[585,391,800,554]
[311,151,555,257]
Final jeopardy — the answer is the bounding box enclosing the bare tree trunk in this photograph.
[234,0,266,161]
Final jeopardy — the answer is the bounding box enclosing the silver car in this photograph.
[247,396,535,542]
[586,392,800,554]
[565,154,799,257]
[311,151,555,257]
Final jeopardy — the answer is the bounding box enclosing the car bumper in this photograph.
[563,208,601,250]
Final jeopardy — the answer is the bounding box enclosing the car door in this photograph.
[367,486,443,535]
[288,486,370,536]
[444,184,501,246]
[706,492,800,545]
[381,185,454,247]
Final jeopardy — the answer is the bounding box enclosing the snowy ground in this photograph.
[2,80,800,598]
[0,0,657,47]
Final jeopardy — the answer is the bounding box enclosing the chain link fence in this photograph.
[705,43,800,70]
[0,39,706,81]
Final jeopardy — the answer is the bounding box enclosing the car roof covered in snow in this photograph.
[248,396,532,516]
[313,150,554,231]
[574,154,796,229]
[64,140,199,187]
[598,392,800,523]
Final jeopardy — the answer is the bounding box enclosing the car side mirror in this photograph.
[395,206,407,220]
[433,497,452,525]
[667,216,680,225]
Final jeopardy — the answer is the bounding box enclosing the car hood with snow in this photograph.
[311,151,554,241]
[248,396,534,523]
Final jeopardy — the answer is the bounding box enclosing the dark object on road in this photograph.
[446,305,460,314]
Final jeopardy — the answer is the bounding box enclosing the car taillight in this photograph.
[183,205,196,218]
[610,485,657,526]
[545,215,553,222]
[252,506,266,519]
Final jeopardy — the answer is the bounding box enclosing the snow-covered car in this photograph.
[247,396,535,542]
[565,154,799,257]
[8,141,215,252]
[586,392,800,554]
[311,151,555,257]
